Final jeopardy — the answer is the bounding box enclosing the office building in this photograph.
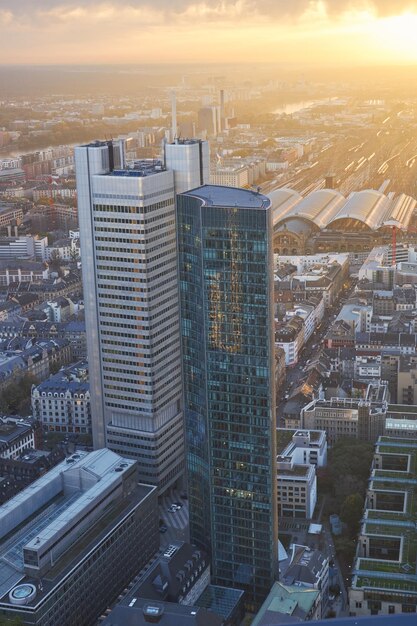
[349,437,417,617]
[75,138,208,492]
[302,382,389,444]
[177,185,278,606]
[0,449,159,626]
[197,107,219,136]
[276,429,327,520]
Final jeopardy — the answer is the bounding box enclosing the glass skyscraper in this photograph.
[177,185,278,606]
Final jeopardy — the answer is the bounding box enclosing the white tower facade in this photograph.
[164,138,210,194]
[76,139,207,491]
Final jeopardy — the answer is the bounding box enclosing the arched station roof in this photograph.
[272,189,346,231]
[382,193,416,230]
[328,190,388,231]
[270,187,416,233]
[269,188,302,226]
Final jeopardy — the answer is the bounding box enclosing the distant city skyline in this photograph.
[2,1,417,66]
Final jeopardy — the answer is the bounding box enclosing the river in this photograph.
[273,98,338,115]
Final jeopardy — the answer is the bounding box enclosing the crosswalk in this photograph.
[159,490,189,546]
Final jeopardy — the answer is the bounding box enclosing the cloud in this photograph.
[6,0,417,25]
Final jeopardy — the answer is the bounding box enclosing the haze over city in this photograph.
[2,1,417,626]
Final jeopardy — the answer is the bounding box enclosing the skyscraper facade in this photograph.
[177,185,278,606]
[75,139,208,492]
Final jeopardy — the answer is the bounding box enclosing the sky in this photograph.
[1,0,417,66]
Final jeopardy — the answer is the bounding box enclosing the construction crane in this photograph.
[392,225,396,267]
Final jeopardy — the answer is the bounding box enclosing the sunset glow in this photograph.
[1,1,417,66]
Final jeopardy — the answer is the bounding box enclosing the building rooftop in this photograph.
[102,598,223,626]
[352,438,417,597]
[194,584,244,622]
[125,541,208,604]
[0,421,32,447]
[183,184,270,209]
[272,188,416,232]
[311,616,417,626]
[276,428,324,454]
[111,160,166,178]
[282,545,327,586]
[0,449,150,605]
[252,581,319,626]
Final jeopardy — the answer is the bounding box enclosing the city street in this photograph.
[158,490,189,547]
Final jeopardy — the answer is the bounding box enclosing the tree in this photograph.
[340,493,364,535]
[48,249,64,277]
[0,373,39,415]
[0,617,23,625]
[49,362,62,375]
[327,438,374,505]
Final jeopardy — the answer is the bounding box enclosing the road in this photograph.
[323,522,349,616]
[277,277,357,429]
[158,489,189,547]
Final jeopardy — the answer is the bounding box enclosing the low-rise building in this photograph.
[0,259,49,286]
[102,541,244,626]
[0,234,48,261]
[0,319,86,361]
[277,429,327,520]
[0,203,23,229]
[349,437,417,617]
[302,383,389,444]
[281,544,329,616]
[0,449,159,626]
[275,315,304,366]
[282,368,326,429]
[32,364,91,434]
[252,581,321,625]
[44,296,73,323]
[45,237,78,262]
[102,598,223,626]
[354,355,382,381]
[276,253,349,308]
[0,447,65,504]
[275,346,286,402]
[0,342,50,391]
[277,456,317,520]
[277,428,327,467]
[0,419,35,459]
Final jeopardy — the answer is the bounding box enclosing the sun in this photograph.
[370,13,417,63]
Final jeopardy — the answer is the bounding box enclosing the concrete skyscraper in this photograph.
[75,138,208,492]
[177,185,278,607]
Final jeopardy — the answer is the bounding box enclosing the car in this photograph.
[169,504,180,512]
[159,525,168,533]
